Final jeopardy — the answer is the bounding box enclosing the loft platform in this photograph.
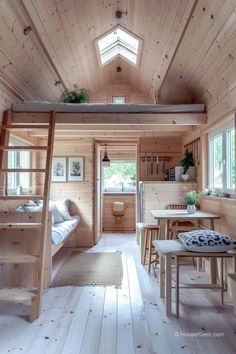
[11,102,206,126]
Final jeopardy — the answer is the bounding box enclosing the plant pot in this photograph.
[188,166,196,181]
[187,204,196,214]
[181,174,189,181]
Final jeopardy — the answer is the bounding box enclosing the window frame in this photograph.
[208,118,235,194]
[102,159,136,193]
[95,25,143,67]
[112,96,126,104]
[7,138,32,193]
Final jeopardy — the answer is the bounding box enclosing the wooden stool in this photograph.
[112,202,126,231]
[143,225,160,273]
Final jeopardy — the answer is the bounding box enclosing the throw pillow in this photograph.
[54,199,72,220]
[178,230,236,252]
[49,202,64,224]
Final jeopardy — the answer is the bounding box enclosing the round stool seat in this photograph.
[143,224,160,230]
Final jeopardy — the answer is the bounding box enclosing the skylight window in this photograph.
[96,26,141,66]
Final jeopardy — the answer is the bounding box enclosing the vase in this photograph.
[181,174,189,181]
[187,204,196,214]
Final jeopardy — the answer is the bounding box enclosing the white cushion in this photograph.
[178,230,236,253]
[152,240,186,254]
[49,202,64,224]
[113,201,124,212]
[54,199,72,221]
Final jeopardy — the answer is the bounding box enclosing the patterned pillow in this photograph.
[178,230,236,252]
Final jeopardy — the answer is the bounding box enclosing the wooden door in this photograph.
[94,142,102,244]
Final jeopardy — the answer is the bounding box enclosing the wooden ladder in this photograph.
[0,110,55,321]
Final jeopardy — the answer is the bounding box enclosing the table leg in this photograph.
[159,219,167,240]
[165,254,172,316]
[209,218,218,284]
[210,219,215,230]
[176,256,180,318]
[160,255,165,298]
[220,257,224,305]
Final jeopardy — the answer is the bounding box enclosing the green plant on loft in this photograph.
[61,86,89,103]
[181,149,195,181]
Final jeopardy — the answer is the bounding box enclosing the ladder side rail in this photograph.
[30,111,55,321]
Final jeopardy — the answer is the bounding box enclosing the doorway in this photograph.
[94,141,138,243]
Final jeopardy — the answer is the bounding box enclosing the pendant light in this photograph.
[102,144,110,166]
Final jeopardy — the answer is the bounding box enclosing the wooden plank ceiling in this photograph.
[0,0,198,101]
[0,0,235,121]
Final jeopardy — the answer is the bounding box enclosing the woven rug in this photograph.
[52,251,123,288]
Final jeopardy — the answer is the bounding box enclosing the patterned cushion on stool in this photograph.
[178,230,236,252]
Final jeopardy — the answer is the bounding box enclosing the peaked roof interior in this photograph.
[0,0,235,111]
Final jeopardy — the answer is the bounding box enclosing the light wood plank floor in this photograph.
[0,233,235,354]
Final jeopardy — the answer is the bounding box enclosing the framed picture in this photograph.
[52,157,67,182]
[67,156,84,182]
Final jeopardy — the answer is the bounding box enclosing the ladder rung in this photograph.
[0,222,42,229]
[0,168,46,173]
[0,146,48,151]
[3,125,50,130]
[0,195,44,200]
[0,253,39,263]
[0,288,37,301]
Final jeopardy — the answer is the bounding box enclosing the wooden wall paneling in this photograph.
[90,83,153,104]
[50,138,94,247]
[139,136,183,181]
[102,194,136,232]
[142,182,198,224]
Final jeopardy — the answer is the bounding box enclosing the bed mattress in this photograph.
[12,102,205,113]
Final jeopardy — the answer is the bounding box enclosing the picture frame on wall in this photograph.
[67,156,84,182]
[52,157,67,182]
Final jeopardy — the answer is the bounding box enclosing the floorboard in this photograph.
[0,233,235,354]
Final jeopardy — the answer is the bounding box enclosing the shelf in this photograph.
[0,168,46,173]
[140,180,198,184]
[0,195,44,200]
[0,252,39,263]
[0,222,42,229]
[0,146,48,151]
[0,288,37,301]
[3,124,49,130]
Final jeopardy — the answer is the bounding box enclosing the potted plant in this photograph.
[184,190,201,214]
[61,87,89,103]
[180,149,195,181]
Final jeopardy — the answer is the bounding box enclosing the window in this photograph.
[112,96,126,104]
[8,138,31,192]
[208,118,235,193]
[102,160,136,192]
[96,25,141,66]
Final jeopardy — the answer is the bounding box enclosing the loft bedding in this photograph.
[12,102,205,113]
